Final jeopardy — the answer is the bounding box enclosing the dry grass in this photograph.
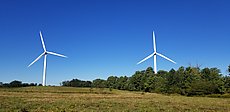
[0,86,229,112]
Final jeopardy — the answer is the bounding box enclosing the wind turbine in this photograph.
[28,31,67,86]
[137,31,176,74]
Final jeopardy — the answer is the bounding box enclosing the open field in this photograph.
[0,87,230,112]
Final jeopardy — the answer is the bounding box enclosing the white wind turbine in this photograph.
[137,31,176,74]
[28,31,67,86]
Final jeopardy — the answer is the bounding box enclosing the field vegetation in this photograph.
[0,86,230,112]
[1,65,230,111]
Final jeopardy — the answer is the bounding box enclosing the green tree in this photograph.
[164,69,182,94]
[127,71,144,91]
[155,76,167,93]
[182,67,202,95]
[116,76,128,90]
[144,75,154,92]
[157,70,168,76]
[199,68,224,94]
[62,81,70,86]
[228,65,230,75]
[145,75,166,93]
[92,79,107,88]
[9,80,22,87]
[224,76,230,93]
[107,76,118,88]
[0,82,3,87]
[145,67,154,75]
[62,79,92,87]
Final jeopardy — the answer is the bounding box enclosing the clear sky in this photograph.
[0,0,230,85]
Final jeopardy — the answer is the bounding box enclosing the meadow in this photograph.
[0,86,229,112]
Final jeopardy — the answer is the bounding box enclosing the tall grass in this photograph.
[0,86,229,111]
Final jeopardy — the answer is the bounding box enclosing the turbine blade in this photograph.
[153,31,156,52]
[40,31,46,51]
[47,51,67,58]
[28,52,45,67]
[137,53,154,65]
[156,52,176,64]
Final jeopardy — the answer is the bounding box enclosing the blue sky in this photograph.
[0,0,230,85]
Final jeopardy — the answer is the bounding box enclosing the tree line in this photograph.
[1,65,230,96]
[62,65,230,96]
[0,80,41,87]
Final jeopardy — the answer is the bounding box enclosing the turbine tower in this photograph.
[137,31,176,74]
[28,31,67,86]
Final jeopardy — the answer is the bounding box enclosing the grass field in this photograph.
[0,87,229,112]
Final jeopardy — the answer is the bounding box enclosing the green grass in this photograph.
[0,87,230,112]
